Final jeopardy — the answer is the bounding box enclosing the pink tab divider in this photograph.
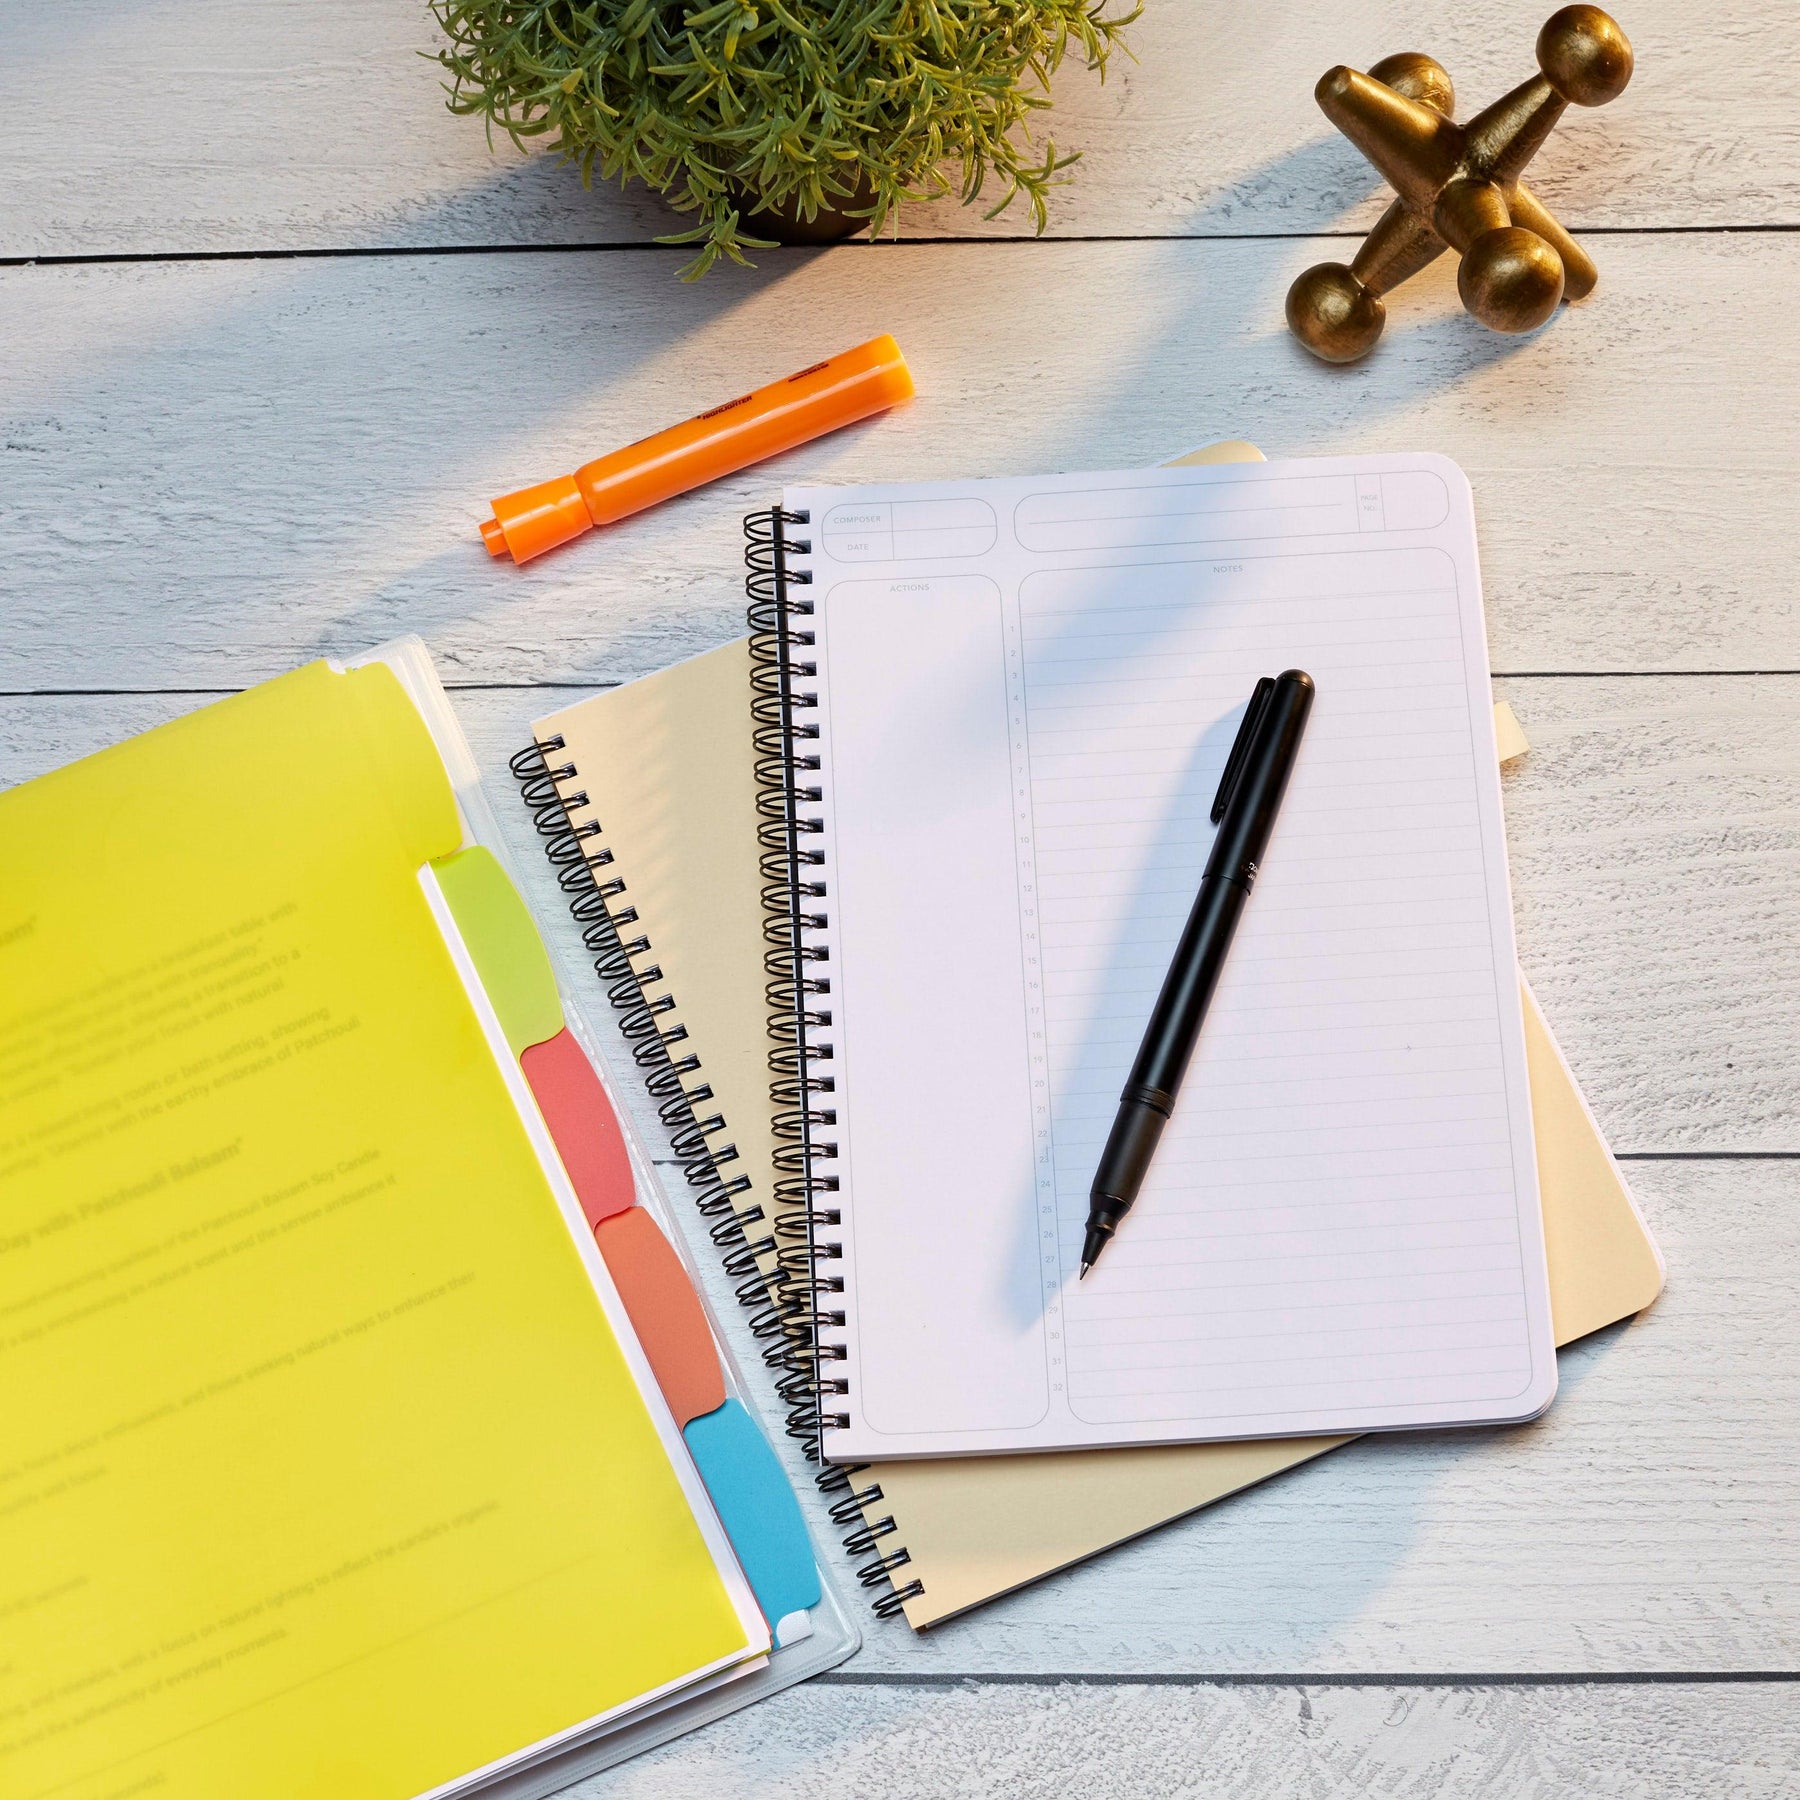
[521,1027,636,1230]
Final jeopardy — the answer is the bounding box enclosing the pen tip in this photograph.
[1079,1261,1091,1281]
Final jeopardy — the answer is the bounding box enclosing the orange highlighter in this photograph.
[480,333,915,564]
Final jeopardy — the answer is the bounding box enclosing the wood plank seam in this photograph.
[815,1672,1800,1687]
[8,222,1800,273]
[1616,1151,1800,1161]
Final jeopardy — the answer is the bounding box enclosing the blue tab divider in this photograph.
[684,1400,822,1636]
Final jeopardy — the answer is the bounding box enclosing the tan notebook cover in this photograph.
[533,446,1664,1629]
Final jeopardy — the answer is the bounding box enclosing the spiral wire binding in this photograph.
[505,506,923,1622]
[507,742,791,1345]
[747,507,924,1621]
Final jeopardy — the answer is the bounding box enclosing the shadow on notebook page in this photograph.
[1002,679,1252,1337]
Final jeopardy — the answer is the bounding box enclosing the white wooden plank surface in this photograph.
[3,1,1796,257]
[1493,678,1800,1153]
[7,0,1798,1783]
[4,678,1794,1157]
[5,235,1798,687]
[576,1678,1800,1798]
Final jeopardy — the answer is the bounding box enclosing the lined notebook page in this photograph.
[790,457,1556,1460]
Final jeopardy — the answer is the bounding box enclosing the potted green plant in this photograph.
[431,0,1138,277]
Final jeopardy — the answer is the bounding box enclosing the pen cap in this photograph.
[1205,669,1314,886]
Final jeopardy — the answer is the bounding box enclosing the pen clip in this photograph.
[1211,677,1276,824]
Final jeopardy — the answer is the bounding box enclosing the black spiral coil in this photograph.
[507,737,799,1352]
[503,506,925,1624]
[747,506,924,1622]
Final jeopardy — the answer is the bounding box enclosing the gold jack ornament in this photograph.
[1287,5,1633,363]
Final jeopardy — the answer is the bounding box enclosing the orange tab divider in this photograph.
[593,1208,727,1428]
[521,1028,636,1229]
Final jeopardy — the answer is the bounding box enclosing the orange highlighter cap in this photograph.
[480,474,593,563]
[482,333,914,564]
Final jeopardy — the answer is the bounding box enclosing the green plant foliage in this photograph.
[431,0,1139,277]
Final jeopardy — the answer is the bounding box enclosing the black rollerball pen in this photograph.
[1080,669,1316,1278]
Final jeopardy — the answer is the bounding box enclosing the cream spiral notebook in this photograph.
[523,444,1663,1625]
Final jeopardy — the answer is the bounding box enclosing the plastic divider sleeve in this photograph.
[434,840,823,1630]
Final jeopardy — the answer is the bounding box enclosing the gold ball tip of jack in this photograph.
[1537,6,1634,107]
[1458,226,1566,332]
[1367,51,1455,116]
[1286,263,1387,363]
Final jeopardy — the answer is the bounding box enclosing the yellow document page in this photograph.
[0,663,754,1800]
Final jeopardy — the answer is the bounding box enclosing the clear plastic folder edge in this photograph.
[360,637,859,1796]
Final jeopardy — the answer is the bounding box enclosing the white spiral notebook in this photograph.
[758,454,1559,1460]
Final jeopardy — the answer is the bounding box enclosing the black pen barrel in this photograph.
[1121,670,1312,1108]
[1120,874,1248,1110]
[1082,670,1314,1274]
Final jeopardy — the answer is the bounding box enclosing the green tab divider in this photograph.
[434,846,565,1057]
